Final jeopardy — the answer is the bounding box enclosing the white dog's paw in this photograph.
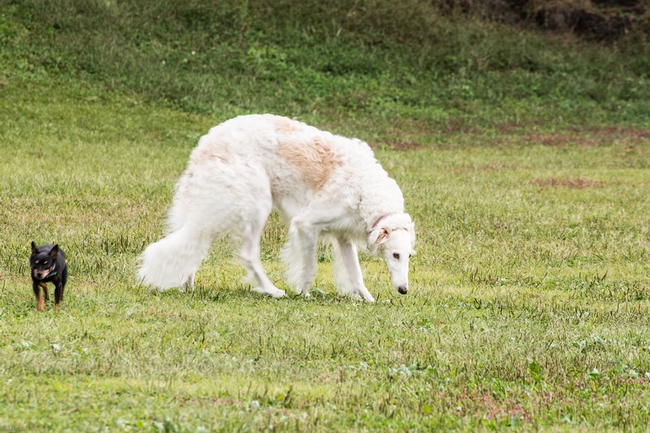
[272,289,286,298]
[358,287,375,303]
[252,286,286,299]
[351,290,375,303]
[345,291,363,301]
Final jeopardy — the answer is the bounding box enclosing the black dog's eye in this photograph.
[393,253,400,260]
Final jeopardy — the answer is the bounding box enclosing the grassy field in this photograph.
[2,79,650,432]
[2,1,650,431]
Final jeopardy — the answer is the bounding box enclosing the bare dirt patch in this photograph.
[512,126,650,148]
[532,177,606,189]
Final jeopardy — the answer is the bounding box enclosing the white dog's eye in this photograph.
[408,254,412,258]
[393,253,400,260]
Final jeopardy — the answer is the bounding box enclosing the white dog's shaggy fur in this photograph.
[137,114,415,301]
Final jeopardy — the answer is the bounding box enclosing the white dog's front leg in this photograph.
[336,237,375,302]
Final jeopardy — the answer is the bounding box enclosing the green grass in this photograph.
[2,78,650,431]
[2,0,649,128]
[2,0,650,431]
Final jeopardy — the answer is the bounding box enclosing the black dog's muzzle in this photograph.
[34,265,57,280]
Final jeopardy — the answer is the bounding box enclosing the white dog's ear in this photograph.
[367,227,390,255]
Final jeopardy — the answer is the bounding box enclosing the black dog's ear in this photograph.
[49,244,59,259]
[31,241,37,255]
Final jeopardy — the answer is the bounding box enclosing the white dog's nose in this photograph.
[397,285,408,295]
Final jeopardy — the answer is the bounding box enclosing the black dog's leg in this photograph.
[40,282,49,301]
[54,282,63,312]
[33,281,45,312]
[55,266,67,312]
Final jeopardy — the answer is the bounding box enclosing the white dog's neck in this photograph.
[369,213,396,233]
[355,169,405,233]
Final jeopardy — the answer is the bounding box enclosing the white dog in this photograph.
[137,114,415,302]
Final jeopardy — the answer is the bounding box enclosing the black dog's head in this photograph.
[30,241,59,280]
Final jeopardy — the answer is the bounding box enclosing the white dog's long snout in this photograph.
[389,262,410,295]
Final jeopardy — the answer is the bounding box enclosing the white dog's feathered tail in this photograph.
[137,225,211,291]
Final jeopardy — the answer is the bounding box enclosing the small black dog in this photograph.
[30,241,68,312]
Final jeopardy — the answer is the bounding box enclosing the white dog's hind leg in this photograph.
[240,209,285,299]
[335,236,375,302]
[283,218,319,297]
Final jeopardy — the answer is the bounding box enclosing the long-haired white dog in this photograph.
[137,114,415,302]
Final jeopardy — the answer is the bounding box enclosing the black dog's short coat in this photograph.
[30,241,68,311]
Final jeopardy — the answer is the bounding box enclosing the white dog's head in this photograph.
[367,213,416,295]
